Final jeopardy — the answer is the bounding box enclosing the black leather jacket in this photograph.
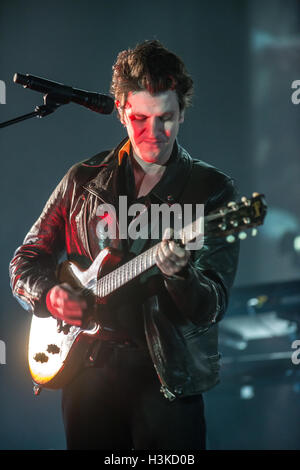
[9,138,239,399]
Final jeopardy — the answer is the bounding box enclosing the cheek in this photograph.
[165,122,178,138]
[128,122,145,141]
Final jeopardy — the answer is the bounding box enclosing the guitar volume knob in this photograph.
[33,384,42,396]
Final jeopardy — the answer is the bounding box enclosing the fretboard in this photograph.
[93,244,160,298]
[90,211,222,298]
[86,192,266,300]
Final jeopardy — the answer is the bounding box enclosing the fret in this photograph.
[104,275,109,296]
[142,253,147,271]
[120,264,124,286]
[145,251,151,269]
[97,279,102,298]
[112,272,116,292]
[133,258,137,278]
[149,247,155,266]
[139,254,145,273]
[112,271,116,292]
[106,274,111,296]
[116,271,120,290]
[101,277,106,297]
[123,264,128,284]
[102,277,106,297]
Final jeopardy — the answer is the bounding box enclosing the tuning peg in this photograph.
[251,228,258,237]
[227,201,238,211]
[226,235,236,243]
[218,223,227,231]
[241,196,251,206]
[252,192,260,198]
[230,220,239,227]
[238,232,247,240]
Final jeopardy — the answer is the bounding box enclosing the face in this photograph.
[117,89,184,165]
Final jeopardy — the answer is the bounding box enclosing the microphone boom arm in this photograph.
[0,93,64,129]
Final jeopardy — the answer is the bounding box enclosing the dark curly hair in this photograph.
[110,40,193,114]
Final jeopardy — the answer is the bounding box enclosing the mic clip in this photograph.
[34,93,65,118]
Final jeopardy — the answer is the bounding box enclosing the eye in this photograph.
[160,114,173,122]
[132,115,146,121]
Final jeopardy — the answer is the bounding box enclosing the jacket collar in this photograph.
[84,138,193,205]
[150,140,193,204]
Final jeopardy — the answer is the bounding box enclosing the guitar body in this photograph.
[28,248,122,390]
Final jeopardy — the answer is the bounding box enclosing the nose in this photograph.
[148,117,163,139]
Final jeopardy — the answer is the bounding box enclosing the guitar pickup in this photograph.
[47,344,60,354]
[33,352,49,363]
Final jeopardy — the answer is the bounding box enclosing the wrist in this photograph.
[163,264,191,281]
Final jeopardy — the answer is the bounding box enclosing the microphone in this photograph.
[13,73,115,115]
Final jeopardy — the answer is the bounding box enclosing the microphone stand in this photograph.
[0,94,64,129]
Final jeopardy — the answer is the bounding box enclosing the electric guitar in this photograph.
[28,193,267,393]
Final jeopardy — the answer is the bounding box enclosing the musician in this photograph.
[9,40,239,450]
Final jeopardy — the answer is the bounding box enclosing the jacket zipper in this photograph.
[82,193,93,261]
[82,184,120,257]
[143,305,177,401]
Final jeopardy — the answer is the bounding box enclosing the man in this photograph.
[9,40,239,450]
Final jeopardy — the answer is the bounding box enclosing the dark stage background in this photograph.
[0,0,300,450]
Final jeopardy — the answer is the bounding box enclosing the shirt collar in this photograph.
[118,139,131,166]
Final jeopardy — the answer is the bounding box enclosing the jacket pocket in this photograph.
[207,353,222,372]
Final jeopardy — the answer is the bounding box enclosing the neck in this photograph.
[131,150,169,176]
[130,151,167,198]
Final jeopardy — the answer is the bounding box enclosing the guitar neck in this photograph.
[95,244,159,298]
[94,212,209,298]
[90,192,267,299]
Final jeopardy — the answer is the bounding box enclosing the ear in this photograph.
[115,100,125,125]
[179,109,185,124]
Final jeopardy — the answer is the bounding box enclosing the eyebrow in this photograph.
[132,111,175,117]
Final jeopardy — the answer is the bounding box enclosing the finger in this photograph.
[60,317,84,327]
[156,244,169,266]
[168,240,187,258]
[156,248,171,271]
[156,248,178,276]
[64,300,87,314]
[59,283,85,302]
[65,297,87,310]
[162,227,174,241]
[56,286,87,307]
[161,240,179,263]
[54,296,79,309]
[161,240,189,268]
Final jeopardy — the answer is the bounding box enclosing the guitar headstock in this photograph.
[205,192,267,242]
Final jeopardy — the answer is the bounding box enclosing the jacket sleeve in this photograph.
[163,177,240,328]
[9,166,76,317]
